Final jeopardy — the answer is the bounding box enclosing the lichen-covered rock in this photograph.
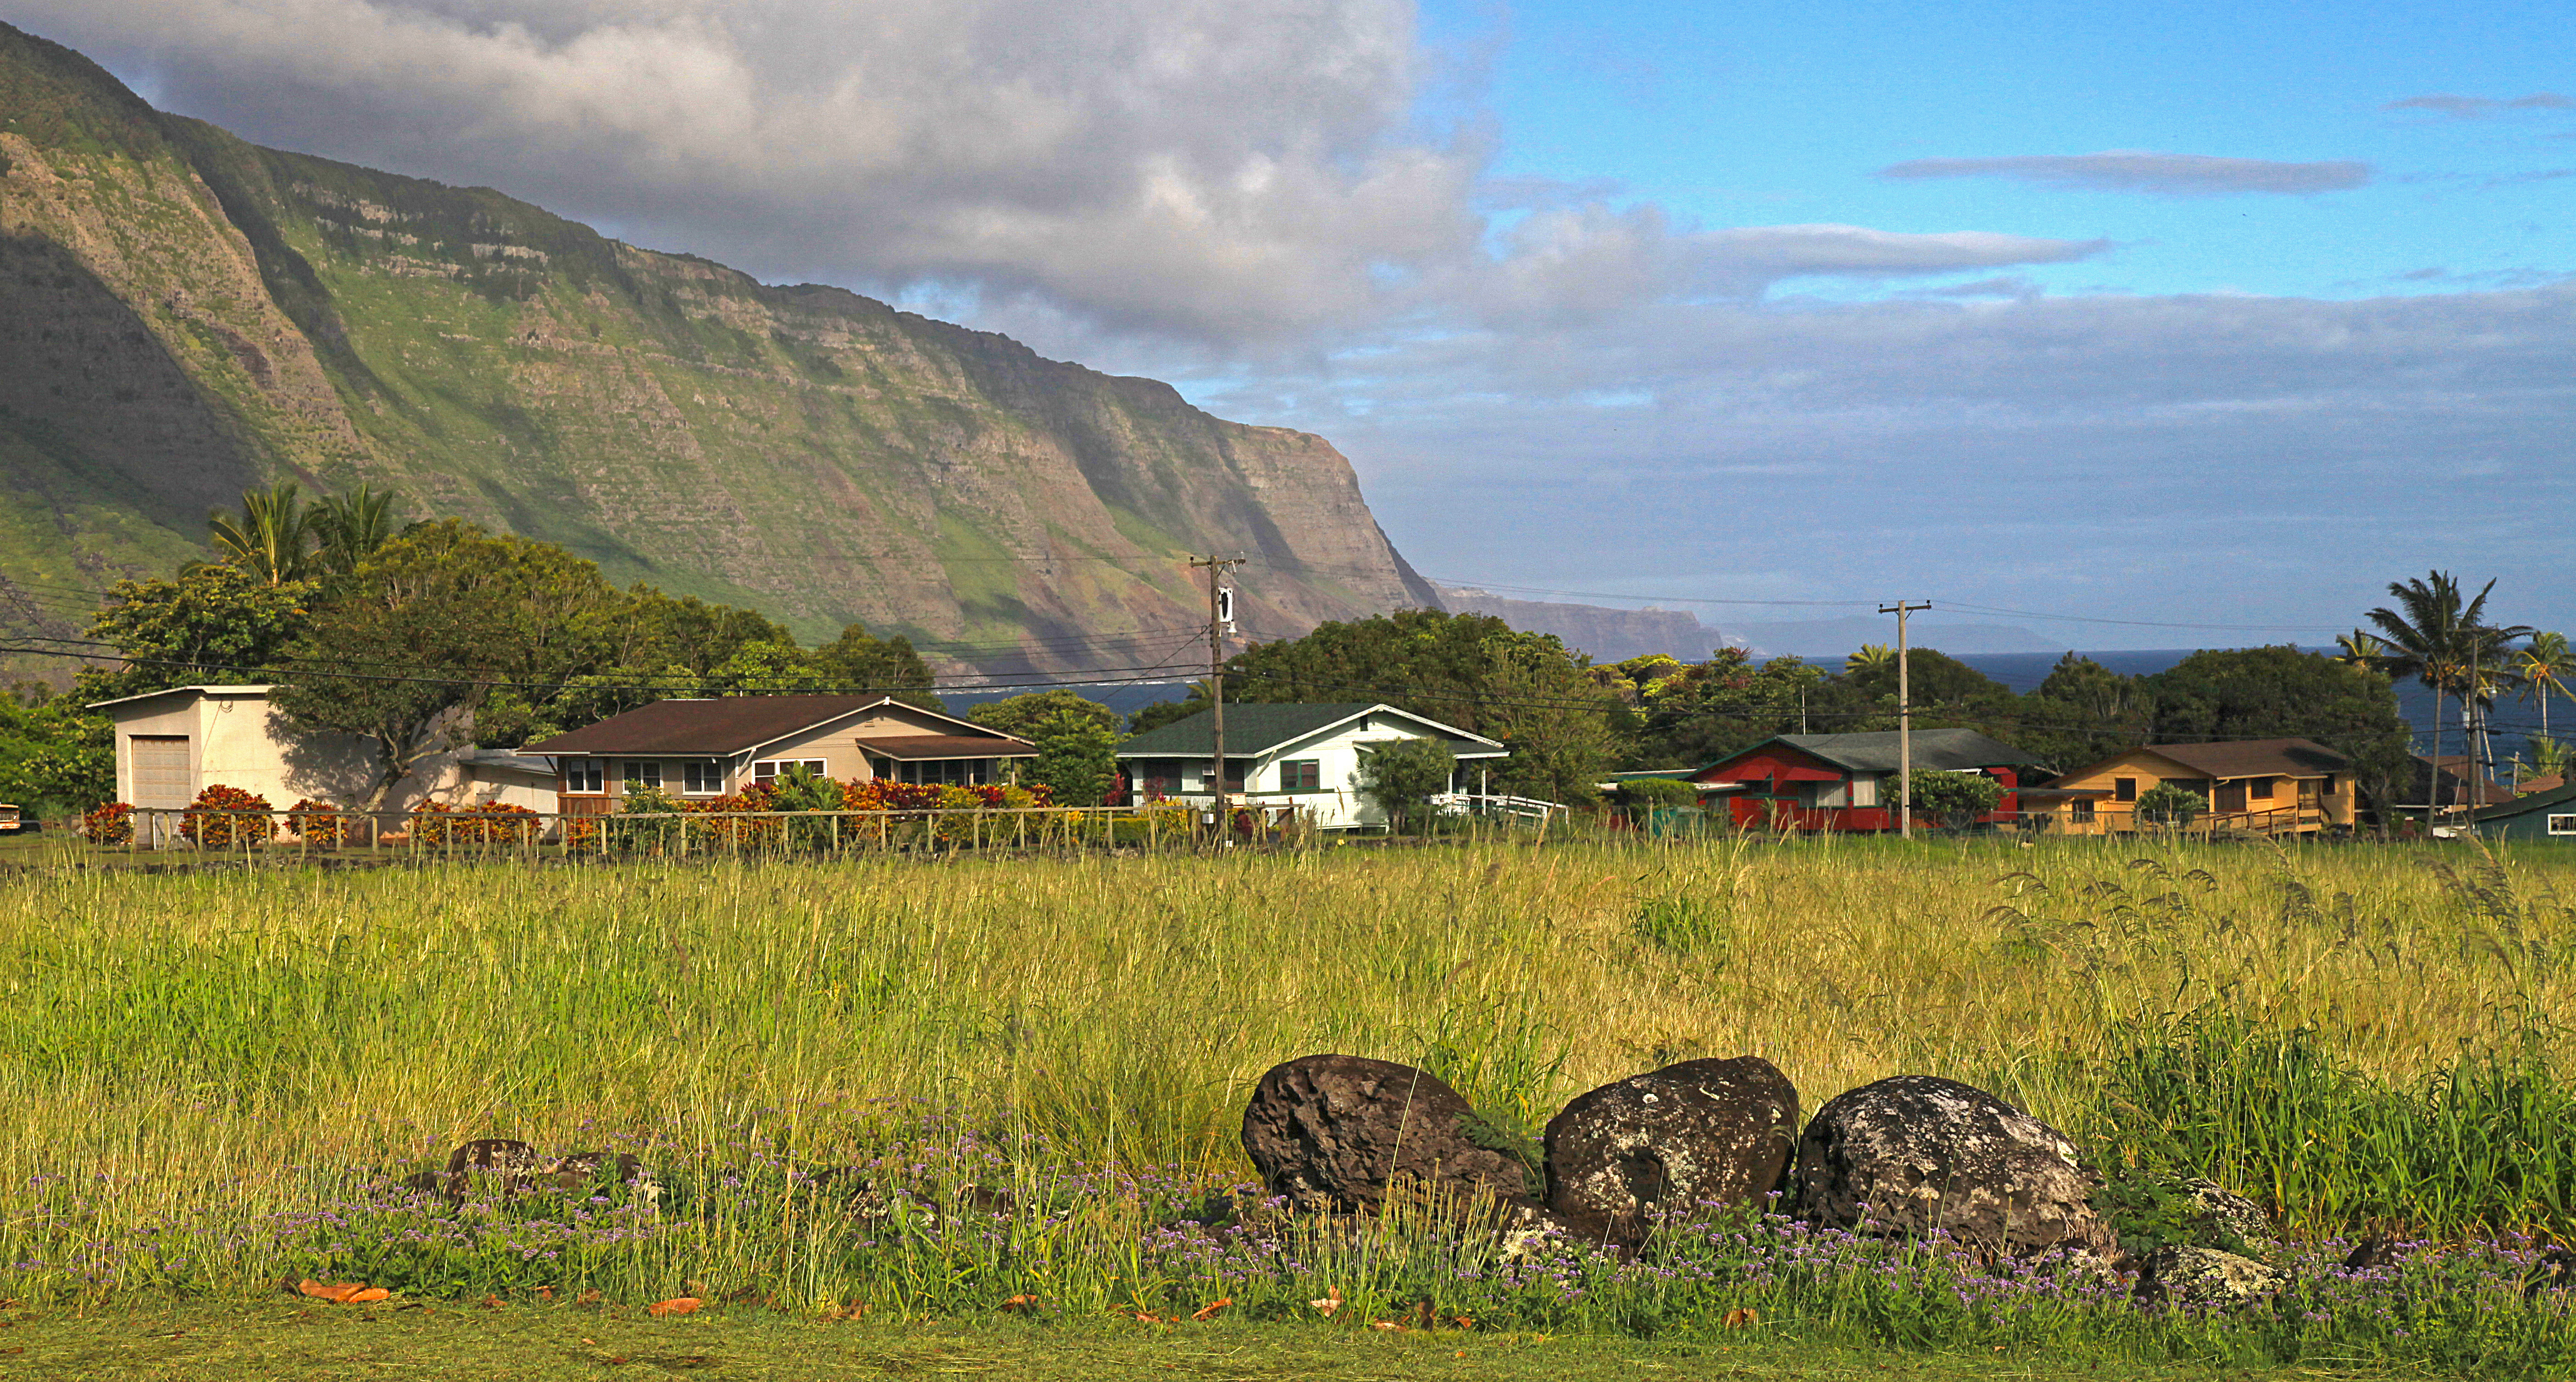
[2178,1177,2276,1250]
[2136,1245,2286,1306]
[1790,1075,2116,1257]
[1241,1055,1527,1212]
[1543,1056,1798,1232]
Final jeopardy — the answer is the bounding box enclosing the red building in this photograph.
[1687,729,2044,832]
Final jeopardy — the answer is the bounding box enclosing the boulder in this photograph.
[2136,1245,2286,1306]
[2178,1177,2275,1250]
[1543,1056,1797,1232]
[1790,1075,2116,1257]
[1241,1054,1527,1212]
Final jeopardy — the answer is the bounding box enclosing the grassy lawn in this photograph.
[0,1300,2342,1381]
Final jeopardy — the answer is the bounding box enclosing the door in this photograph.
[130,736,191,808]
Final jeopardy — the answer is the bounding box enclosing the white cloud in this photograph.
[1878,151,2371,196]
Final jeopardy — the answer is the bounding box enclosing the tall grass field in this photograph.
[3,837,2574,1373]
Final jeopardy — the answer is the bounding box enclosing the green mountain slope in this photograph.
[0,22,1439,667]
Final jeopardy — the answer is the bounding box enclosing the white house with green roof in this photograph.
[1115,702,1506,831]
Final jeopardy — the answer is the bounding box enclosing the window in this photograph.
[2113,777,2137,802]
[2071,799,2096,824]
[754,758,827,784]
[622,761,662,791]
[2249,776,2276,801]
[681,760,723,795]
[1279,759,1321,792]
[564,760,605,794]
[2550,814,2576,836]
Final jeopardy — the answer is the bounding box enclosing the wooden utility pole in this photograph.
[1191,554,1244,808]
[1879,601,1931,840]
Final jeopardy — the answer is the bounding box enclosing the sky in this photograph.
[12,0,2572,650]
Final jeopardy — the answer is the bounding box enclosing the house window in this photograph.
[2113,777,2137,802]
[2071,799,2096,824]
[623,761,662,791]
[681,761,724,795]
[2249,776,2276,801]
[2550,815,2576,836]
[754,758,828,784]
[565,761,605,794]
[1279,759,1321,792]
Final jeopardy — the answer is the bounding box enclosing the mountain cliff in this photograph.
[0,22,1440,669]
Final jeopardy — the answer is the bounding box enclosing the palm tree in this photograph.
[1846,644,1895,676]
[2334,630,2388,670]
[2514,631,2574,739]
[207,481,314,585]
[311,484,401,576]
[2366,572,2533,817]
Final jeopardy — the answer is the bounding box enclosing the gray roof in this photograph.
[1116,702,1505,758]
[1757,729,2042,774]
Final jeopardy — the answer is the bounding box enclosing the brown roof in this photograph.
[2131,738,2350,780]
[858,734,1037,761]
[527,696,992,757]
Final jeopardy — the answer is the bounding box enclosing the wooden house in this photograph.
[525,695,1034,814]
[1112,702,1505,831]
[2036,738,2354,836]
[1685,729,2043,832]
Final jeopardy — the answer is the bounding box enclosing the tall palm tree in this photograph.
[2366,572,2532,817]
[311,484,401,576]
[2515,630,2574,739]
[207,481,314,585]
[1846,644,1895,676]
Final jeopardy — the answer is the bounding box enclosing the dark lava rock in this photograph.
[1543,1056,1798,1231]
[1790,1075,2116,1257]
[1241,1054,1528,1212]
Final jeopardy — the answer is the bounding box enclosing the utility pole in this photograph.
[1191,554,1244,810]
[1879,601,1931,840]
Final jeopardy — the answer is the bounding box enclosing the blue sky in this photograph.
[22,0,2576,649]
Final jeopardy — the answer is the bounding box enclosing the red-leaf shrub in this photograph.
[411,799,542,846]
[179,785,275,847]
[83,800,134,846]
[289,799,353,847]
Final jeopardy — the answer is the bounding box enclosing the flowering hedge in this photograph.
[841,780,1048,811]
[179,785,275,847]
[288,799,353,847]
[411,800,543,846]
[81,800,133,846]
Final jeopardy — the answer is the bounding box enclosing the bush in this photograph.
[1618,776,1699,808]
[411,800,542,847]
[2135,782,2208,830]
[289,798,353,847]
[81,800,133,846]
[179,784,275,847]
[1355,737,1457,833]
[1895,770,2006,831]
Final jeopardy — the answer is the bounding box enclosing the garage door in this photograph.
[131,736,191,808]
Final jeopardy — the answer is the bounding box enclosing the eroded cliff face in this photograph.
[0,22,1439,666]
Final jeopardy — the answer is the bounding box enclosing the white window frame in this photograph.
[681,760,725,796]
[564,760,605,794]
[622,760,662,791]
[2549,814,2576,836]
[754,758,829,785]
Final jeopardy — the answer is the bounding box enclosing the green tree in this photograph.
[0,692,112,813]
[2011,653,2152,773]
[2135,782,2208,831]
[970,690,1120,741]
[811,623,939,709]
[1893,769,2005,831]
[1354,735,1457,833]
[1024,711,1121,806]
[1629,648,1824,767]
[77,566,316,702]
[270,522,623,808]
[206,480,315,585]
[705,640,827,694]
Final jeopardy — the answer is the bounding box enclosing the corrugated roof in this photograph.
[857,734,1037,760]
[528,696,990,756]
[2474,776,2576,821]
[2138,738,2351,780]
[1758,728,2043,774]
[1115,702,1505,758]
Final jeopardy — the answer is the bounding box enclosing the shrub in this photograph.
[179,784,275,847]
[81,800,133,846]
[411,800,542,847]
[1896,770,2006,831]
[1618,776,1699,808]
[1355,737,1457,833]
[289,798,353,847]
[2135,782,2208,830]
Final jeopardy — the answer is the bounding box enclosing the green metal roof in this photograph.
[1115,702,1505,758]
[1722,728,2043,775]
[2472,776,2576,822]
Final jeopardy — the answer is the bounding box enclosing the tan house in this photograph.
[90,685,554,840]
[2035,738,2356,836]
[522,696,1035,813]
